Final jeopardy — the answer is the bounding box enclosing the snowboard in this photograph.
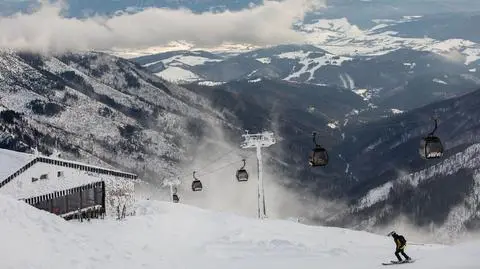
[382,260,415,266]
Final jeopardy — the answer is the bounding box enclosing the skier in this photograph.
[388,231,411,263]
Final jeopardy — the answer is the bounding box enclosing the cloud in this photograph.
[438,49,467,64]
[0,0,326,53]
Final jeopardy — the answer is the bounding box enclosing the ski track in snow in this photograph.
[0,194,478,269]
[279,50,351,81]
[155,66,201,83]
[161,55,222,66]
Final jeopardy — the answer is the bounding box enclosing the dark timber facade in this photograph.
[23,181,106,220]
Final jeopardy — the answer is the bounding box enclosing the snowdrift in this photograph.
[0,195,478,269]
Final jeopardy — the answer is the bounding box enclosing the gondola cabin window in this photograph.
[427,151,442,158]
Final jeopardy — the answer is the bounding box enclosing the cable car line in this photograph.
[189,152,256,192]
[160,147,244,185]
[193,147,240,174]
[197,152,256,178]
[158,113,445,201]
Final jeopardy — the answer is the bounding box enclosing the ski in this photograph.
[382,260,415,266]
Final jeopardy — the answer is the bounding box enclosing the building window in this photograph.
[57,171,64,178]
[32,177,38,182]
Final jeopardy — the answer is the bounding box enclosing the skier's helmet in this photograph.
[387,231,396,236]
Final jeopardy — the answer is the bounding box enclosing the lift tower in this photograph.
[240,130,276,219]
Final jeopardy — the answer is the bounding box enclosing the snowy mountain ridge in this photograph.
[111,16,480,62]
[128,17,480,115]
[136,45,480,119]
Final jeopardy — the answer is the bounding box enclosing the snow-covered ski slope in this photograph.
[0,194,478,269]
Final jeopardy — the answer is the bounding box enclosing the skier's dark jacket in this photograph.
[393,233,407,249]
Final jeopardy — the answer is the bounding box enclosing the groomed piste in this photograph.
[0,194,478,269]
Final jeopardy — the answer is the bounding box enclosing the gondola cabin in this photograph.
[419,118,444,159]
[420,136,444,159]
[309,132,329,167]
[192,180,202,191]
[191,172,203,191]
[309,146,329,166]
[236,159,249,182]
[236,169,248,182]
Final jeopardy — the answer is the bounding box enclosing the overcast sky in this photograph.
[0,0,326,53]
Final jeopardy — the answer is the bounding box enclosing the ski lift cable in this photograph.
[163,116,437,182]
[160,145,251,183]
[276,117,441,143]
[149,153,256,193]
[292,118,431,137]
[163,153,256,185]
[325,118,434,134]
[197,152,256,178]
[194,147,241,173]
[157,116,446,186]
[169,147,243,181]
[343,118,437,131]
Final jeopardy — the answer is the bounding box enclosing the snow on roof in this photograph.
[0,149,35,180]
[45,155,136,177]
[0,148,136,183]
[0,171,104,200]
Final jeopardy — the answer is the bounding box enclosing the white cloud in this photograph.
[0,0,326,54]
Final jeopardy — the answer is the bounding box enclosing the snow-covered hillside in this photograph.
[1,194,479,269]
[302,18,480,61]
[354,143,480,240]
[1,49,479,239]
[329,88,480,238]
[0,51,234,184]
